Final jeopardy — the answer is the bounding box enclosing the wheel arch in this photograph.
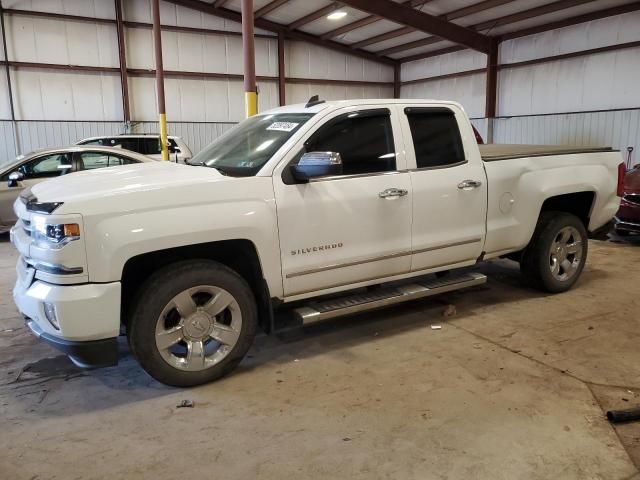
[120,239,274,333]
[539,191,596,228]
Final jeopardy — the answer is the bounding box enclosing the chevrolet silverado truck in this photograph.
[11,99,625,387]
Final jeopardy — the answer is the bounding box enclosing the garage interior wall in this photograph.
[0,0,393,161]
[401,11,640,167]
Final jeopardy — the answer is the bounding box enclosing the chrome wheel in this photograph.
[155,285,242,371]
[549,226,583,282]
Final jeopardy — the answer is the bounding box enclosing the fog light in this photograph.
[43,302,60,330]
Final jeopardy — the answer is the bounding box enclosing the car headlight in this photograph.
[31,215,81,249]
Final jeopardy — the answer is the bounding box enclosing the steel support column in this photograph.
[115,0,130,128]
[277,31,285,106]
[485,39,498,143]
[0,5,20,155]
[393,63,401,99]
[152,0,169,160]
[241,0,257,117]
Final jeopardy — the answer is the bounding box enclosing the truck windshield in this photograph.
[190,113,314,176]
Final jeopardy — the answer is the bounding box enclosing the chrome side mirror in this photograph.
[8,171,24,188]
[291,151,343,182]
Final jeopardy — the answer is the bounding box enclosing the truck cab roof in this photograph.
[260,98,465,116]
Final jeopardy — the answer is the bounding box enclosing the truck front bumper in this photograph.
[13,263,122,368]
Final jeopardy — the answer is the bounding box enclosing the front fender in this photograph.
[83,182,284,297]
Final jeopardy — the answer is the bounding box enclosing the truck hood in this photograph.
[30,162,228,204]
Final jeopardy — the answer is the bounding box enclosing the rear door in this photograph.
[399,105,487,272]
[273,106,412,298]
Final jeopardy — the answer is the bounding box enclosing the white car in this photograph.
[11,98,623,387]
[0,146,153,234]
[76,134,193,164]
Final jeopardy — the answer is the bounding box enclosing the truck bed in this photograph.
[480,144,614,162]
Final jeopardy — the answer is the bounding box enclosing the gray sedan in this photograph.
[0,146,154,233]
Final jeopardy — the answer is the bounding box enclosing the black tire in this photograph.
[128,260,257,387]
[520,212,588,293]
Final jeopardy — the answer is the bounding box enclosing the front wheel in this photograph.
[520,212,588,293]
[128,260,257,387]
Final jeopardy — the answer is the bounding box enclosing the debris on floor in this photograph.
[176,399,194,408]
[442,304,457,317]
[431,325,442,330]
[606,406,640,424]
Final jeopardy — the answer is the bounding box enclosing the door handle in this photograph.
[379,188,408,198]
[457,179,482,190]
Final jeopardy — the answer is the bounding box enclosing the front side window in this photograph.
[405,107,466,169]
[19,153,73,179]
[303,109,396,176]
[191,113,314,176]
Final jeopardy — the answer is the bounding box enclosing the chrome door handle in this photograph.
[457,179,482,190]
[379,188,408,198]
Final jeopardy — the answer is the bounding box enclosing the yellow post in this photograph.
[159,113,169,161]
[241,0,257,118]
[245,91,257,118]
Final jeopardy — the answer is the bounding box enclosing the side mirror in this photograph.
[290,152,342,182]
[8,171,24,188]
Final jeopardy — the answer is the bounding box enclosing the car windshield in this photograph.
[190,113,314,176]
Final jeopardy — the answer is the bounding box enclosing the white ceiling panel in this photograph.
[363,31,430,53]
[299,7,370,36]
[390,40,457,60]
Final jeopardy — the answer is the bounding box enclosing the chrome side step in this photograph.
[294,272,487,325]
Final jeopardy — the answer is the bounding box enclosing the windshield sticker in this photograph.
[266,122,299,132]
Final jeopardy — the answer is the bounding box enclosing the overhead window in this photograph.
[405,107,466,169]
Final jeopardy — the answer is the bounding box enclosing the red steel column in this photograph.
[115,0,130,125]
[277,30,285,106]
[485,39,498,143]
[393,63,401,99]
[151,0,168,160]
[241,0,257,117]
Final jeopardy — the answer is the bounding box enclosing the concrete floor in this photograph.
[1,234,639,480]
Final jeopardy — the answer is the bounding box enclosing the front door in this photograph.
[274,107,412,298]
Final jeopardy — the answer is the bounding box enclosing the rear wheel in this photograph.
[128,260,257,387]
[521,212,588,293]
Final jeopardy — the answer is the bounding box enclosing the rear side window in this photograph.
[139,138,161,155]
[405,107,465,169]
[304,109,396,175]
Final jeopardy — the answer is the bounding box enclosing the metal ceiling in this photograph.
[165,0,640,63]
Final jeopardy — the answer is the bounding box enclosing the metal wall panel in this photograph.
[132,121,236,155]
[400,73,487,119]
[493,109,640,166]
[9,69,123,121]
[4,15,119,68]
[0,121,17,164]
[2,0,116,19]
[286,83,394,105]
[401,49,486,83]
[285,40,394,82]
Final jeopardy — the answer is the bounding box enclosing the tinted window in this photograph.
[139,138,161,155]
[19,153,73,179]
[304,110,395,175]
[405,108,465,169]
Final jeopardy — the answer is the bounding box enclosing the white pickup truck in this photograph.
[11,99,624,387]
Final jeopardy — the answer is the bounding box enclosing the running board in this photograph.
[293,272,487,325]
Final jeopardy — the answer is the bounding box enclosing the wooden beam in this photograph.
[164,0,396,65]
[499,1,640,41]
[485,39,498,118]
[336,0,492,52]
[287,3,339,30]
[255,0,290,19]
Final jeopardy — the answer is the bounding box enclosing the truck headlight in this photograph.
[31,215,81,249]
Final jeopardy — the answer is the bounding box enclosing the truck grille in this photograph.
[625,194,640,206]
